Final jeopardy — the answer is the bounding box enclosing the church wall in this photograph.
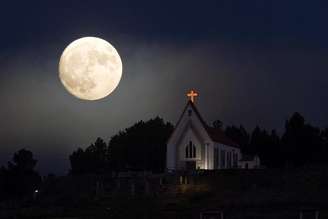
[167,102,243,171]
[166,139,177,170]
[212,143,241,169]
[166,143,174,170]
[205,142,214,169]
[239,156,260,169]
[177,128,204,169]
[167,103,213,170]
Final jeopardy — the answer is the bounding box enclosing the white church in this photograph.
[166,90,260,171]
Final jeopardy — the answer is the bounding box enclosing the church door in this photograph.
[185,161,196,170]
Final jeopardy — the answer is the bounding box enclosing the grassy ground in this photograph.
[2,167,328,218]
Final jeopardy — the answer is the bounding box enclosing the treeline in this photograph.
[69,117,173,174]
[2,112,324,190]
[69,112,328,174]
[224,112,328,167]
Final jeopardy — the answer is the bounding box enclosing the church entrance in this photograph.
[185,161,196,170]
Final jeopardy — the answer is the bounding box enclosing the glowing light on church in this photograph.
[187,89,198,103]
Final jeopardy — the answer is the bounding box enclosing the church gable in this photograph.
[166,90,245,171]
[166,96,213,170]
[168,99,239,148]
[174,121,206,151]
[175,126,204,168]
[167,100,212,148]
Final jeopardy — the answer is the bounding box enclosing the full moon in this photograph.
[59,37,122,100]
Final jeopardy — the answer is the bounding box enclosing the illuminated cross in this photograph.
[187,89,198,103]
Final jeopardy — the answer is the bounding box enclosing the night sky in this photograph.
[1,1,328,175]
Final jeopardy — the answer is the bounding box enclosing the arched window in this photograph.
[185,141,196,158]
[193,144,196,158]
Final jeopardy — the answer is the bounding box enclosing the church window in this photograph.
[220,150,226,168]
[214,148,219,168]
[228,151,234,168]
[227,152,232,168]
[233,153,238,167]
[193,144,196,157]
[185,141,196,158]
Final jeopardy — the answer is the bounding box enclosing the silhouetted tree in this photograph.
[69,148,88,174]
[69,137,109,174]
[109,117,173,173]
[267,130,283,167]
[2,149,41,200]
[7,148,37,172]
[212,120,223,129]
[248,126,266,155]
[245,126,282,167]
[70,118,173,174]
[281,112,324,167]
[85,137,109,172]
[225,125,250,151]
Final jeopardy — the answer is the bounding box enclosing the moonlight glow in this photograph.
[59,37,122,100]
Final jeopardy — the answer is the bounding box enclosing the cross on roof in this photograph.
[187,89,198,103]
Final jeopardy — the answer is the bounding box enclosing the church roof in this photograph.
[175,100,240,148]
[205,126,239,148]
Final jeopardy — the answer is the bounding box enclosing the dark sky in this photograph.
[1,0,328,175]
